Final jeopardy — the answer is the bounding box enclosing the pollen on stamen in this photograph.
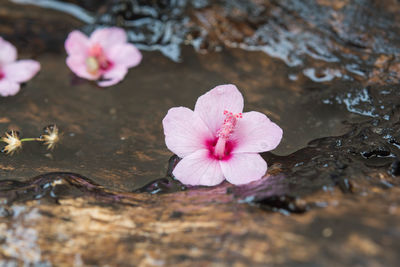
[217,110,242,140]
[86,57,99,74]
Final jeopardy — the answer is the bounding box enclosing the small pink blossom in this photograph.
[0,37,40,97]
[65,27,142,87]
[162,84,283,186]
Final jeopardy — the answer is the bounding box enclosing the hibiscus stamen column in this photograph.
[214,110,242,159]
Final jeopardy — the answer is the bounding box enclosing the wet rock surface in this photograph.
[0,0,400,265]
[0,172,399,266]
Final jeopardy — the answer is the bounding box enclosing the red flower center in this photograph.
[206,138,236,161]
[86,43,113,75]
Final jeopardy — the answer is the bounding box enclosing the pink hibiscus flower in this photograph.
[162,84,283,186]
[0,37,40,97]
[65,27,142,87]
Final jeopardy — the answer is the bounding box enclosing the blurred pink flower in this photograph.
[0,37,40,97]
[162,84,283,186]
[65,27,142,87]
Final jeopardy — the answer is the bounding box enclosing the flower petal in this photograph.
[0,37,17,64]
[90,27,127,50]
[97,65,128,87]
[65,30,89,57]
[194,84,244,134]
[107,43,142,68]
[163,107,213,158]
[66,56,98,80]
[3,60,40,83]
[173,149,225,186]
[220,153,267,185]
[231,111,283,153]
[0,79,20,97]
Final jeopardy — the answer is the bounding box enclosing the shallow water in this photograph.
[0,0,400,266]
[0,47,359,191]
